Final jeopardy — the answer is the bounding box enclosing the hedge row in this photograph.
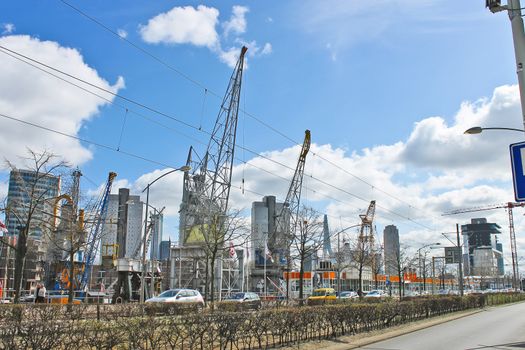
[0,294,523,349]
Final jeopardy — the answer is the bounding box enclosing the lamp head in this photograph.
[464,127,483,135]
[179,165,191,172]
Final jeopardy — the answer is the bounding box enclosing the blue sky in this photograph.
[1,1,524,264]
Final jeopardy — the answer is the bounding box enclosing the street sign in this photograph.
[510,141,525,202]
[445,247,461,264]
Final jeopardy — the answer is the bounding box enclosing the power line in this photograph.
[56,0,422,213]
[0,44,435,231]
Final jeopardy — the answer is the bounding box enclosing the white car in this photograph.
[146,288,204,306]
[364,290,385,298]
[338,291,358,299]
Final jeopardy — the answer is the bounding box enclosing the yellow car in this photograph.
[307,288,337,305]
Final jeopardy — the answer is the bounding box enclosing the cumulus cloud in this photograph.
[222,5,249,37]
[139,5,220,48]
[0,35,124,168]
[96,83,524,260]
[2,23,15,35]
[139,5,271,68]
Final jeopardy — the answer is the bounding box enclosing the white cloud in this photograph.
[117,29,128,39]
[261,42,272,55]
[2,23,15,35]
[222,5,249,37]
[0,35,124,168]
[139,5,219,48]
[139,5,271,68]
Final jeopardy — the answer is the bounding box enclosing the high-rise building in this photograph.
[5,169,60,237]
[251,196,288,267]
[461,218,501,276]
[496,241,504,276]
[2,169,60,291]
[150,213,163,260]
[159,240,171,261]
[383,225,400,276]
[101,188,143,261]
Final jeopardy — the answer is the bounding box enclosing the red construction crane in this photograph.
[443,202,525,289]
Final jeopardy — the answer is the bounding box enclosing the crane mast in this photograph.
[79,172,117,292]
[179,46,247,245]
[443,201,524,290]
[271,130,311,261]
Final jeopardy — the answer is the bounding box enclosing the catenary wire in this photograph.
[56,0,428,214]
[0,45,435,231]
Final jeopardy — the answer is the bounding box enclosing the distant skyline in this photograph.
[0,1,524,264]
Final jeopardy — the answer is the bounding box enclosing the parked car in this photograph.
[223,292,261,310]
[338,291,358,299]
[437,289,451,295]
[307,288,337,304]
[364,290,386,299]
[19,293,36,303]
[146,288,204,307]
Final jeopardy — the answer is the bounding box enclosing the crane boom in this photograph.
[79,172,117,291]
[179,47,247,245]
[271,130,311,262]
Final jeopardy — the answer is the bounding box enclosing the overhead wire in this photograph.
[56,0,429,217]
[0,44,435,231]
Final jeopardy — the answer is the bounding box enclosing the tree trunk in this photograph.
[358,266,363,298]
[398,270,403,300]
[299,255,304,306]
[204,257,210,305]
[68,248,75,304]
[209,255,216,304]
[13,227,28,304]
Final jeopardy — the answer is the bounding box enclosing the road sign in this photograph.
[510,141,525,202]
[445,247,461,264]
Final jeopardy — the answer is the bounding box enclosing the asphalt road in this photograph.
[361,302,525,350]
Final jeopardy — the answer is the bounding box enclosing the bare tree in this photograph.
[196,208,249,304]
[0,149,68,303]
[371,245,383,290]
[288,207,322,305]
[348,234,374,297]
[387,245,416,300]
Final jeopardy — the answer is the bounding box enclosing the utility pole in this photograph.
[456,224,464,296]
[487,0,525,130]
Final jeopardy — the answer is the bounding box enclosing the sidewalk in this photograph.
[280,308,483,350]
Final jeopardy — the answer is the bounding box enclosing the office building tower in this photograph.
[461,218,501,276]
[101,188,143,261]
[383,225,400,276]
[5,169,60,237]
[251,196,288,266]
[150,213,163,260]
[496,241,504,276]
[159,240,171,261]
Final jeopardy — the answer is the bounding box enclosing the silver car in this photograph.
[146,288,204,306]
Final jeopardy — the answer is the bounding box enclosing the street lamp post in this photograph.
[139,165,190,303]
